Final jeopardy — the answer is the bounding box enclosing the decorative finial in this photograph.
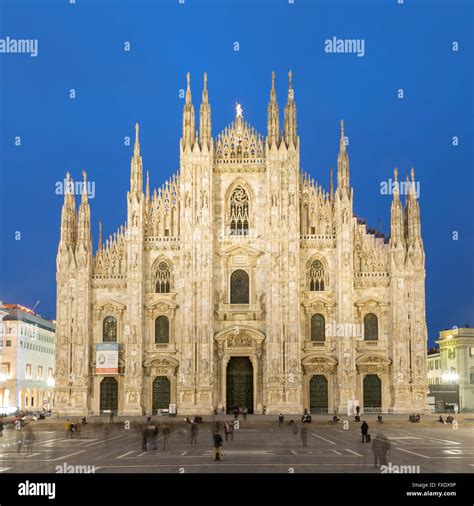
[411,167,415,181]
[204,72,207,90]
[186,72,190,87]
[98,221,103,249]
[236,102,243,118]
[82,170,87,183]
[272,70,275,88]
[394,167,398,181]
[288,70,292,87]
[340,119,345,137]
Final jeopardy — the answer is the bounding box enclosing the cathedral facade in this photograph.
[55,72,428,416]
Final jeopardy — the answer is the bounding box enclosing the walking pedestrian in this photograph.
[162,424,170,450]
[224,421,231,441]
[141,425,148,451]
[372,434,391,469]
[361,420,369,443]
[300,425,308,447]
[75,420,82,439]
[229,421,234,441]
[151,425,159,450]
[212,431,223,461]
[356,405,360,416]
[243,407,248,421]
[24,426,35,455]
[16,427,23,454]
[190,421,198,445]
[278,414,284,428]
[109,411,114,424]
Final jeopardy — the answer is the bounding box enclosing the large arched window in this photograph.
[229,187,249,236]
[155,316,170,344]
[311,314,325,342]
[230,269,249,304]
[103,316,117,342]
[364,313,378,341]
[154,261,172,293]
[309,260,325,291]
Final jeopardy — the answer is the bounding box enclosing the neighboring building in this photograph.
[55,72,428,416]
[0,303,55,413]
[427,327,474,412]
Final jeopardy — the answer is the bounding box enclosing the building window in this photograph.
[155,261,172,293]
[103,316,117,342]
[230,269,250,304]
[429,361,433,370]
[5,340,11,347]
[229,187,249,236]
[155,316,170,344]
[364,313,378,341]
[311,314,325,342]
[309,260,325,291]
[26,364,32,379]
[38,366,43,380]
[435,360,439,370]
[448,348,456,359]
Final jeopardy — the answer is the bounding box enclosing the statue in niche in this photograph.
[131,325,137,344]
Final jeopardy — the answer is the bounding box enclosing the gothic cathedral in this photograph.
[55,72,428,416]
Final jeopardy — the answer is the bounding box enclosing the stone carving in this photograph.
[227,334,252,347]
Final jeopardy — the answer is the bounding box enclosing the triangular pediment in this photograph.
[303,294,335,308]
[215,116,265,162]
[146,299,178,311]
[219,244,263,258]
[95,299,126,312]
[354,297,387,308]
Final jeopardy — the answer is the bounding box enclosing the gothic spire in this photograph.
[146,170,150,202]
[129,122,143,200]
[77,170,92,249]
[283,70,297,148]
[330,167,334,197]
[337,119,350,195]
[267,70,279,147]
[199,72,212,149]
[59,171,77,248]
[390,167,404,248]
[182,72,196,149]
[404,168,422,247]
[98,220,103,250]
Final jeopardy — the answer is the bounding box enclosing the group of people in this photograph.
[141,419,171,451]
[64,419,83,438]
[438,415,454,424]
[231,406,249,420]
[409,413,421,423]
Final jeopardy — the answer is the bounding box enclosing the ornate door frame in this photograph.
[215,326,265,414]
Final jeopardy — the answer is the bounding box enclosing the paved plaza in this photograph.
[0,415,473,474]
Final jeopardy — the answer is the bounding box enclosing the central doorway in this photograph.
[226,357,253,414]
[363,374,382,411]
[310,375,328,413]
[152,376,171,414]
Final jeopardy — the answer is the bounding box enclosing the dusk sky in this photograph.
[0,0,472,347]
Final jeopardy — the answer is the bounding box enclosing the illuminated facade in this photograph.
[55,72,428,416]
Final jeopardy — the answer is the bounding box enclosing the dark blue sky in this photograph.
[0,0,472,346]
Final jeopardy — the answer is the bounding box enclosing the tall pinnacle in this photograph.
[390,167,404,248]
[129,122,143,199]
[284,70,297,148]
[337,119,350,194]
[182,72,196,148]
[267,70,279,147]
[199,72,212,149]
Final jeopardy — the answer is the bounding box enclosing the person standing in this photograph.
[162,424,170,451]
[151,425,159,450]
[356,405,360,416]
[224,421,231,441]
[361,420,369,443]
[229,421,234,441]
[24,426,35,455]
[212,431,223,461]
[278,414,284,428]
[190,421,198,445]
[243,407,248,421]
[300,425,308,447]
[372,434,391,469]
[142,425,148,451]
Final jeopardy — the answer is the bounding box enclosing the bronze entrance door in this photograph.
[152,376,171,414]
[100,377,118,414]
[363,374,381,411]
[226,357,253,414]
[310,375,328,413]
